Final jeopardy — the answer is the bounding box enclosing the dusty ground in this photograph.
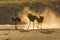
[0,28,60,40]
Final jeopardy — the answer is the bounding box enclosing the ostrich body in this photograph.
[12,16,21,30]
[36,16,44,30]
[27,14,37,30]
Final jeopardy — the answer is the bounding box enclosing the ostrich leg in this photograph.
[15,21,17,30]
[33,22,34,30]
[40,23,42,30]
[27,21,31,30]
[37,23,39,29]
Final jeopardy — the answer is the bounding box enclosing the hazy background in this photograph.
[0,0,60,29]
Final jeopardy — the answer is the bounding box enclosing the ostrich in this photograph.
[11,16,21,30]
[27,14,37,30]
[36,16,44,30]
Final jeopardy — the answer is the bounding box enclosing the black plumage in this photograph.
[12,16,21,22]
[27,14,37,22]
[36,16,44,23]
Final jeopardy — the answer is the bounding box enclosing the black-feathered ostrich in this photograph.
[27,14,37,30]
[36,16,44,30]
[11,16,21,30]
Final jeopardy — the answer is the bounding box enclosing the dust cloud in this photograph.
[19,7,60,29]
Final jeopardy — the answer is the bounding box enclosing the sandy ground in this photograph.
[0,26,60,40]
[0,30,60,40]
